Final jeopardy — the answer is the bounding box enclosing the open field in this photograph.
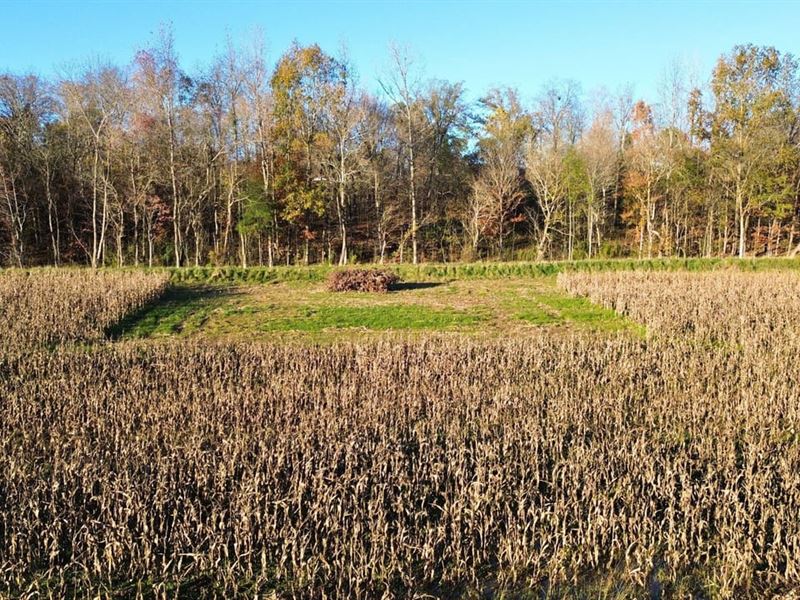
[109,277,640,343]
[2,261,800,598]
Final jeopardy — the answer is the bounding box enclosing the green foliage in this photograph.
[237,177,274,236]
[709,44,800,240]
[563,146,590,202]
[477,87,532,155]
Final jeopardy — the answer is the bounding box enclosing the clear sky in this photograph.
[2,0,799,105]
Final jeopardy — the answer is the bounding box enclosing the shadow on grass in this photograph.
[106,285,241,339]
[390,282,446,292]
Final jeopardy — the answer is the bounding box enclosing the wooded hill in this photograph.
[2,30,799,267]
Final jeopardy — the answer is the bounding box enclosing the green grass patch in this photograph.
[110,284,485,340]
[108,285,235,339]
[108,276,644,342]
[514,305,563,326]
[500,280,644,335]
[257,304,484,332]
[534,293,644,334]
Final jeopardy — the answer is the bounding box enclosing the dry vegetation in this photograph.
[559,270,800,344]
[0,269,169,348]
[1,268,800,598]
[326,269,401,293]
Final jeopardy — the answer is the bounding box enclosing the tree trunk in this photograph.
[338,148,348,266]
[195,224,202,266]
[168,110,181,267]
[116,205,124,266]
[736,179,746,258]
[147,217,154,268]
[407,108,418,265]
[565,202,572,261]
[373,171,384,264]
[535,213,551,261]
[44,161,59,265]
[738,205,747,258]
[91,141,100,268]
[133,205,139,267]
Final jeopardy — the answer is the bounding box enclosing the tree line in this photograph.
[1,29,799,267]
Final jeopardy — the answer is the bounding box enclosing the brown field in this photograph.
[1,268,799,598]
[0,269,168,348]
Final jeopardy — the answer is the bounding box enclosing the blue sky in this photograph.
[3,0,799,104]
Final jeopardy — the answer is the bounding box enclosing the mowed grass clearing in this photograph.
[109,276,642,342]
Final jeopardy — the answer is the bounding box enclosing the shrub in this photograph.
[326,269,400,292]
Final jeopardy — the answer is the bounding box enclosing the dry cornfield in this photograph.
[0,269,169,348]
[1,268,799,598]
[558,270,800,346]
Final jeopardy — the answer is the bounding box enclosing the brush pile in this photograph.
[326,268,400,292]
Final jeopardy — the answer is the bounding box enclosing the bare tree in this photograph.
[471,87,530,256]
[526,81,584,260]
[360,95,394,263]
[623,101,673,258]
[320,51,363,265]
[0,75,52,266]
[134,24,185,266]
[380,43,424,263]
[62,64,129,267]
[578,109,617,256]
[242,29,276,266]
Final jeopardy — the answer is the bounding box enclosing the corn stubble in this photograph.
[558,270,800,345]
[0,269,168,348]
[1,270,800,598]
